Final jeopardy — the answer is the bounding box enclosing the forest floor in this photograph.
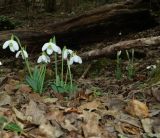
[0,6,160,138]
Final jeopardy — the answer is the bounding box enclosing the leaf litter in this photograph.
[1,26,160,138]
[0,53,160,138]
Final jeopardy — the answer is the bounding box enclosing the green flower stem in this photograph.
[115,53,122,80]
[54,52,58,85]
[14,35,32,78]
[39,64,46,94]
[65,68,69,86]
[67,60,73,90]
[25,58,32,78]
[61,50,64,86]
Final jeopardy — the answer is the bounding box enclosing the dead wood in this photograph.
[81,36,160,60]
[0,1,157,56]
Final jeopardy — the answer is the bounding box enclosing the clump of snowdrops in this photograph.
[115,50,122,80]
[115,49,135,80]
[2,35,82,94]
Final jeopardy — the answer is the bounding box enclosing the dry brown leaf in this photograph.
[61,119,78,131]
[12,107,26,121]
[12,107,32,123]
[25,100,46,125]
[82,111,102,138]
[0,93,11,106]
[152,118,160,133]
[125,99,149,118]
[121,122,141,135]
[46,109,64,123]
[151,87,160,102]
[43,97,58,104]
[65,107,82,114]
[4,84,17,93]
[78,100,101,112]
[117,113,141,128]
[75,90,89,100]
[39,123,63,138]
[18,84,32,93]
[29,93,43,103]
[0,131,16,138]
[141,118,153,133]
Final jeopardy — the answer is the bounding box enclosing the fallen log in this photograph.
[42,1,158,46]
[81,36,160,60]
[0,1,158,57]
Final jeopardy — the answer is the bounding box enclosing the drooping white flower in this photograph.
[42,42,61,55]
[146,65,156,70]
[37,54,50,63]
[119,32,122,36]
[0,61,2,66]
[69,54,82,65]
[16,50,28,59]
[63,48,73,59]
[117,50,122,56]
[3,40,19,52]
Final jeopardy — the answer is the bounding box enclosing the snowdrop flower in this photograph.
[42,42,61,55]
[117,50,121,56]
[63,48,73,59]
[37,53,50,63]
[0,61,2,66]
[3,39,19,52]
[146,65,156,70]
[16,50,28,59]
[119,32,122,36]
[69,54,82,65]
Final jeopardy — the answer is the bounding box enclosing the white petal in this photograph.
[22,50,28,59]
[78,56,82,64]
[69,57,74,65]
[57,47,62,54]
[63,49,68,59]
[73,55,79,62]
[41,55,46,61]
[42,43,49,51]
[0,61,2,65]
[16,51,21,58]
[12,40,19,51]
[43,57,48,63]
[117,51,121,56]
[3,40,10,49]
[68,49,73,54]
[52,44,61,54]
[46,56,50,63]
[10,46,15,52]
[153,65,156,69]
[47,48,53,55]
[37,56,43,63]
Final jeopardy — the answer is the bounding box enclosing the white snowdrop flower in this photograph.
[117,50,122,56]
[146,65,156,70]
[119,32,122,36]
[42,42,61,55]
[69,54,82,65]
[3,40,19,52]
[37,54,50,64]
[63,49,73,59]
[0,61,2,66]
[16,50,28,59]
